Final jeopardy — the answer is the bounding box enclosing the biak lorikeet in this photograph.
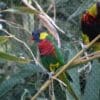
[32,29,78,100]
[81,1,100,51]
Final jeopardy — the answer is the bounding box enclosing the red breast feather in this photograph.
[81,12,100,41]
[38,40,55,56]
[81,12,96,25]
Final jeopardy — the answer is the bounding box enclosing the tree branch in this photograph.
[70,51,100,69]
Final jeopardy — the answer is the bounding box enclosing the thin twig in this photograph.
[46,4,53,13]
[71,51,100,67]
[31,35,100,100]
[78,42,92,73]
[32,0,44,12]
[0,19,32,34]
[79,51,100,61]
[22,0,38,12]
[52,77,67,87]
[49,79,56,100]
[52,0,56,21]
[22,0,60,32]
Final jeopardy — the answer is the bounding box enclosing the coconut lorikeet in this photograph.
[32,29,78,100]
[81,1,100,51]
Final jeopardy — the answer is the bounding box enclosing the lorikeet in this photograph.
[32,29,78,100]
[80,2,100,95]
[81,1,100,51]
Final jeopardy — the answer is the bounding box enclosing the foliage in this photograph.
[0,64,36,98]
[0,0,99,100]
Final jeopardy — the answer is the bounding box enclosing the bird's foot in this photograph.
[80,42,87,51]
[47,72,55,79]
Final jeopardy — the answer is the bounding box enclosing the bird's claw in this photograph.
[47,72,55,79]
[80,42,87,51]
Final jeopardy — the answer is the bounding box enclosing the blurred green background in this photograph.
[0,0,99,100]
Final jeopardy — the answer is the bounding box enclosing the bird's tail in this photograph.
[58,72,79,100]
[65,72,73,82]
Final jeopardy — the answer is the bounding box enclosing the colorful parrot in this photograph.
[81,1,100,51]
[32,29,78,100]
[80,2,100,95]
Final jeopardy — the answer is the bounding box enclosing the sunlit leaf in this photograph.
[0,36,11,44]
[5,6,39,14]
[0,51,31,63]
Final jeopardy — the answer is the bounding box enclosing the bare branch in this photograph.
[22,0,38,12]
[71,51,100,68]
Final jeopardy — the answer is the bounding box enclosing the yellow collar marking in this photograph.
[39,32,48,40]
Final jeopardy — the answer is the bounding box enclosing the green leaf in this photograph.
[0,64,36,98]
[0,36,11,44]
[0,51,31,63]
[5,6,39,14]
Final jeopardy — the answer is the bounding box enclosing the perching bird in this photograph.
[81,1,100,51]
[80,2,100,95]
[32,29,78,100]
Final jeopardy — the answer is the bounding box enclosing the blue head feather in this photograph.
[32,29,43,42]
[32,29,46,42]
